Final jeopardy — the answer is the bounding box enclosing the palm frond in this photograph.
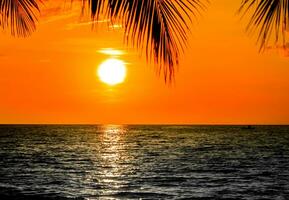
[0,0,41,37]
[83,0,205,81]
[239,0,289,50]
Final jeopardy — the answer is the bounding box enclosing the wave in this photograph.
[0,187,84,200]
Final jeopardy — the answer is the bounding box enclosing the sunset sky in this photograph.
[0,0,289,124]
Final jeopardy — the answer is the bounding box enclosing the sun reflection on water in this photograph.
[96,125,133,195]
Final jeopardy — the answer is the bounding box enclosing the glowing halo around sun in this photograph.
[97,58,127,85]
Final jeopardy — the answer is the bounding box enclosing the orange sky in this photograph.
[0,0,289,124]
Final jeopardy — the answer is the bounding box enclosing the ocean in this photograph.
[0,125,288,199]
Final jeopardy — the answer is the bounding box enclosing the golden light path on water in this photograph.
[82,125,136,198]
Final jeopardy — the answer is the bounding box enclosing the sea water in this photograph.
[0,125,288,199]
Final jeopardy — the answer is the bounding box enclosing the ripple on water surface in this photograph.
[0,125,289,199]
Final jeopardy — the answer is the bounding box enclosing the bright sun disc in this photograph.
[98,59,126,85]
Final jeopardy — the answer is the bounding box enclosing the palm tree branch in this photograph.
[83,0,204,81]
[0,0,41,37]
[240,0,289,50]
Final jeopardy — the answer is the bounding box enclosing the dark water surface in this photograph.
[0,125,289,199]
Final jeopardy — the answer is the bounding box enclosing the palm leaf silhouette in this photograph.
[83,0,204,80]
[240,0,289,50]
[1,1,288,79]
[0,0,41,37]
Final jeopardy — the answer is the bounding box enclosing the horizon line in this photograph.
[0,123,289,126]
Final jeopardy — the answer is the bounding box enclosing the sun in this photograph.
[97,58,127,85]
